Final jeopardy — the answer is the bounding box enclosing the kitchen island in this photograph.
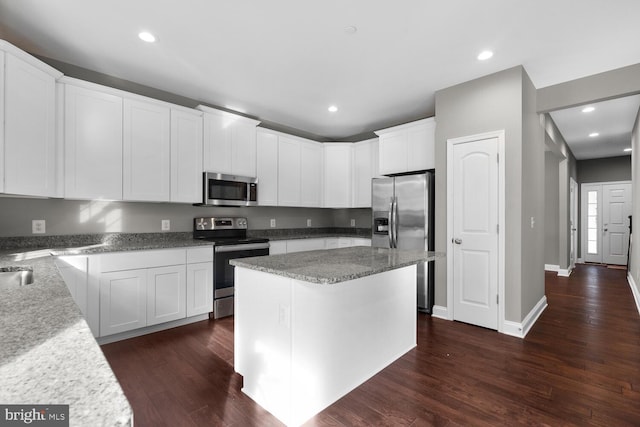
[230,246,439,426]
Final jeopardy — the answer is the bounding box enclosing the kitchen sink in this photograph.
[0,267,34,289]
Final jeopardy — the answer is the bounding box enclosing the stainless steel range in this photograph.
[193,217,269,319]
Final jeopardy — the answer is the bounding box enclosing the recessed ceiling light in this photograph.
[624,148,632,152]
[138,32,156,43]
[582,106,595,113]
[328,105,338,113]
[477,50,493,61]
[589,132,600,138]
[344,26,358,34]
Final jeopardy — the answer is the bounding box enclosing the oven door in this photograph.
[213,243,270,299]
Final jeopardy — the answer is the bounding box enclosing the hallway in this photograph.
[102,264,640,426]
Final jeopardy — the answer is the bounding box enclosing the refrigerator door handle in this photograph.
[388,198,394,248]
[392,197,398,248]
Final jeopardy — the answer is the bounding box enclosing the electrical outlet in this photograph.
[32,220,46,234]
[530,217,535,229]
[350,219,356,227]
[307,219,312,227]
[161,220,171,231]
[270,218,276,228]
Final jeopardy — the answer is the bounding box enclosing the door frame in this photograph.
[570,177,579,271]
[446,130,506,332]
[581,180,632,264]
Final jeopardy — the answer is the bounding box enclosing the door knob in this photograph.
[453,238,462,244]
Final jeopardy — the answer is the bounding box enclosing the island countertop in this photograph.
[230,246,441,284]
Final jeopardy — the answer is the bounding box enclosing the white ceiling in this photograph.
[549,95,640,160]
[1,1,640,141]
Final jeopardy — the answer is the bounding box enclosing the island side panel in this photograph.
[234,267,293,423]
[290,265,417,426]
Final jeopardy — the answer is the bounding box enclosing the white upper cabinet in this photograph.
[199,105,261,178]
[0,42,62,197]
[258,129,322,207]
[300,140,323,207]
[123,98,171,202]
[375,118,435,176]
[277,135,302,206]
[323,143,353,208]
[170,108,203,203]
[63,79,124,200]
[352,138,379,208]
[64,77,204,202]
[256,128,279,206]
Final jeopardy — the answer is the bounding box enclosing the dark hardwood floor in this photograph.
[101,264,640,426]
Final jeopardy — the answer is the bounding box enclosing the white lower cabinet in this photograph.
[146,265,186,326]
[268,240,287,255]
[99,269,148,336]
[286,238,327,253]
[282,237,371,253]
[186,262,213,317]
[87,246,213,339]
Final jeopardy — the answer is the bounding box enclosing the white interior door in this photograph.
[581,181,631,265]
[451,137,499,330]
[603,183,631,265]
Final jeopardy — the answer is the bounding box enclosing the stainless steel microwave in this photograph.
[203,172,258,206]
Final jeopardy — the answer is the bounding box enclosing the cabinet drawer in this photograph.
[187,246,214,264]
[99,248,186,272]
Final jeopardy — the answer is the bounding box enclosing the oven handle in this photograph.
[214,242,270,253]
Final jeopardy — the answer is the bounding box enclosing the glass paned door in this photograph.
[587,191,598,255]
[582,183,602,263]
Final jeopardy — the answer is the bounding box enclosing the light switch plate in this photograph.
[350,219,356,227]
[32,220,46,234]
[161,220,170,231]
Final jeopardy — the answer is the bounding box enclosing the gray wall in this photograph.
[520,70,546,319]
[537,63,640,113]
[434,66,545,323]
[543,115,578,271]
[0,197,372,237]
[545,151,560,265]
[577,156,631,183]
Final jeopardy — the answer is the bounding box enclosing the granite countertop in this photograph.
[230,246,442,284]
[0,249,132,426]
[0,229,374,426]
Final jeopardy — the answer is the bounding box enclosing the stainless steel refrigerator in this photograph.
[372,171,435,313]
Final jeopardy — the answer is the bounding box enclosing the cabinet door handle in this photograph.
[453,238,462,245]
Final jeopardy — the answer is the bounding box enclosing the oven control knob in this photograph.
[236,218,247,228]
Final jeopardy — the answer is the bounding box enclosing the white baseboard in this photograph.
[96,313,210,345]
[502,295,548,339]
[577,258,584,264]
[557,268,572,277]
[431,305,449,320]
[545,264,572,276]
[627,273,640,316]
